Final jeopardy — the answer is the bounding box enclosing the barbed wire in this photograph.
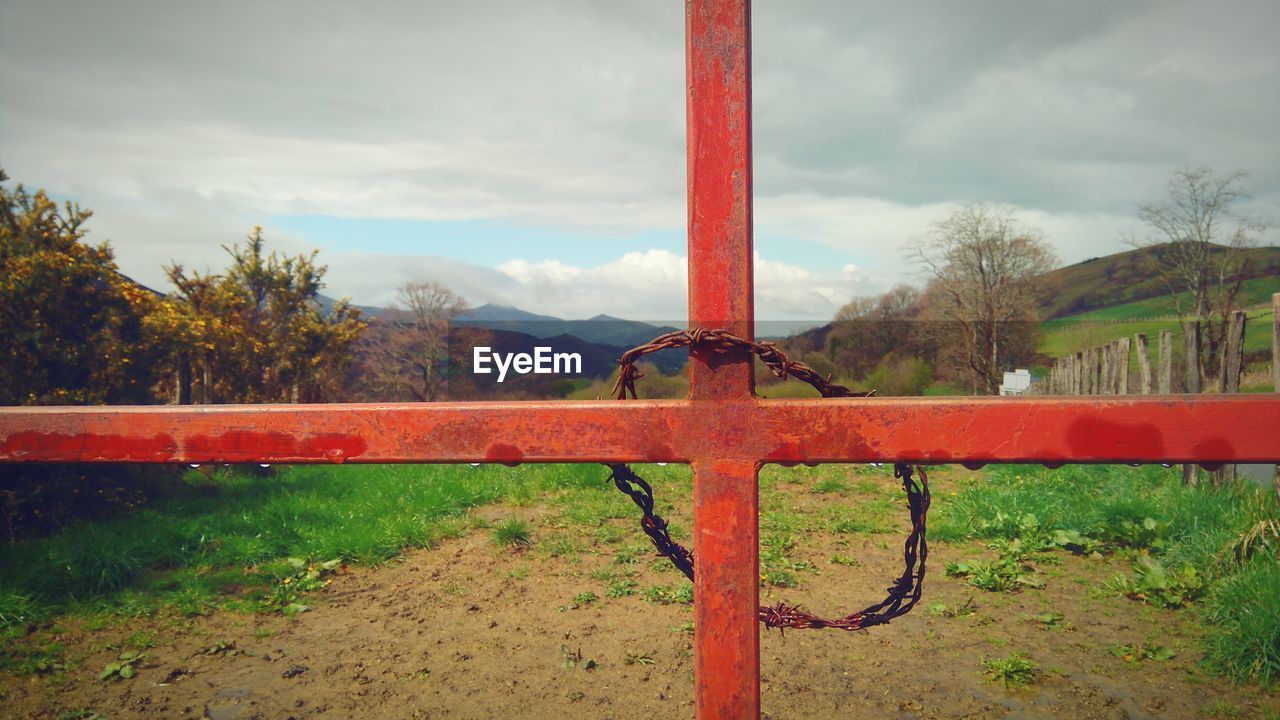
[611,328,876,400]
[606,327,930,632]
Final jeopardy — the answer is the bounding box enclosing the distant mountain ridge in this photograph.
[456,306,680,348]
[314,298,682,350]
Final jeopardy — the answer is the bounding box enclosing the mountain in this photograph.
[456,304,681,350]
[1034,244,1280,320]
[315,294,388,319]
[457,304,561,324]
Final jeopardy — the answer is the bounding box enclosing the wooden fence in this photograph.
[1034,295,1280,491]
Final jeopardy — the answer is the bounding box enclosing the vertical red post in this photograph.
[686,0,758,718]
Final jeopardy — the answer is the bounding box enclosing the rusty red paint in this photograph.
[0,403,688,464]
[4,396,1280,465]
[757,395,1280,464]
[0,430,178,462]
[686,1,759,717]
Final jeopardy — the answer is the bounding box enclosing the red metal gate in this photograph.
[3,2,1280,718]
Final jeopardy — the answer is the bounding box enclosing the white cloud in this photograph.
[2,0,1278,320]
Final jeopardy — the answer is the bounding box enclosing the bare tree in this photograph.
[1133,167,1265,380]
[911,204,1057,395]
[369,281,469,402]
[826,285,924,380]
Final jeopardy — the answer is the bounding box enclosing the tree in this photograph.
[826,295,879,379]
[1132,167,1265,380]
[0,169,162,405]
[910,204,1057,395]
[163,228,366,403]
[826,284,924,381]
[364,281,469,401]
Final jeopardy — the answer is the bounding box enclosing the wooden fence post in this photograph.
[1117,337,1131,395]
[1184,320,1202,394]
[1214,311,1248,487]
[1101,343,1113,395]
[1274,293,1280,398]
[1157,330,1172,394]
[1183,320,1202,486]
[1084,348,1095,395]
[1135,333,1152,394]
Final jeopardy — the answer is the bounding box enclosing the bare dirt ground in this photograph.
[4,476,1278,720]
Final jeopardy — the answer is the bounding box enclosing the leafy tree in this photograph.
[0,169,162,405]
[164,228,366,403]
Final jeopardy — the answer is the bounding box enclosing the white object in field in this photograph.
[999,369,1033,396]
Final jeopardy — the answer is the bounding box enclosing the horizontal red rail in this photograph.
[0,402,686,464]
[758,395,1280,464]
[3,395,1278,465]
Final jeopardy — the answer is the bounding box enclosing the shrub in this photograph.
[865,356,933,396]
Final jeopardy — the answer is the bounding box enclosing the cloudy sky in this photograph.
[2,0,1278,323]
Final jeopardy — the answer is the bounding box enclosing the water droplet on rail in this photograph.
[657,463,668,467]
[326,449,345,464]
[962,462,986,471]
[804,462,821,468]
[259,463,271,468]
[501,461,522,468]
[1129,463,1142,467]
[470,463,480,468]
[189,463,200,468]
[870,463,883,468]
[1161,463,1173,468]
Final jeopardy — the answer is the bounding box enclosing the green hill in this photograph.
[1035,244,1280,320]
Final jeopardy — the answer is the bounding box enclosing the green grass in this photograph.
[1038,310,1274,366]
[1048,276,1280,323]
[0,463,677,628]
[923,382,969,396]
[1038,272,1275,369]
[936,463,1280,685]
[982,653,1040,689]
[492,518,532,548]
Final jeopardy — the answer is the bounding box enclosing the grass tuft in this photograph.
[492,518,532,548]
[983,653,1040,689]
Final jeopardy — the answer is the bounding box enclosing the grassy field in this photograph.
[2,462,1278,688]
[935,463,1280,684]
[1045,276,1280,323]
[1038,308,1274,358]
[1037,279,1276,387]
[0,464,614,627]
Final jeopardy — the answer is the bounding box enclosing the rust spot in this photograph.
[1067,417,1165,459]
[0,431,177,462]
[764,441,802,463]
[486,443,524,466]
[1191,437,1235,463]
[182,431,366,462]
[645,443,678,462]
[299,434,368,462]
